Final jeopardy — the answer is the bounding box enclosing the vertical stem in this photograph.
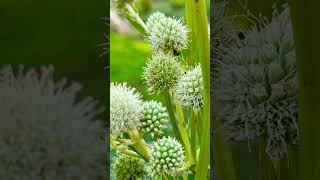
[290,1,320,179]
[191,110,197,163]
[257,138,278,180]
[185,0,197,65]
[192,0,210,178]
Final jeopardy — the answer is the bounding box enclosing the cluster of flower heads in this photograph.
[214,7,298,166]
[0,65,105,179]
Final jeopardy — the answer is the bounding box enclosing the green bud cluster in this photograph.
[112,154,146,180]
[141,100,169,136]
[149,137,184,177]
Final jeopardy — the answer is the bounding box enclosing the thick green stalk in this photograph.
[192,0,210,178]
[191,110,197,163]
[185,0,197,65]
[163,91,183,146]
[175,96,192,161]
[128,128,150,160]
[290,1,320,179]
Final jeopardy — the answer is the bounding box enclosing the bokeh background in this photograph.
[0,0,108,107]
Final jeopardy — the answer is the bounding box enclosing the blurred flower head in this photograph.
[146,12,189,55]
[110,82,143,137]
[112,154,146,180]
[215,7,297,166]
[148,136,184,178]
[143,53,183,93]
[176,65,203,111]
[0,65,105,179]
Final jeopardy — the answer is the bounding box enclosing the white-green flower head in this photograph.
[111,0,134,12]
[146,12,189,55]
[149,136,184,177]
[112,154,146,180]
[143,53,183,93]
[110,82,143,137]
[141,100,169,136]
[214,7,297,166]
[176,65,203,111]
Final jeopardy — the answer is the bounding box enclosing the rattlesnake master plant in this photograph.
[110,82,143,137]
[141,100,169,137]
[146,12,189,55]
[149,137,185,178]
[176,65,203,111]
[111,0,134,12]
[143,53,183,93]
[215,8,298,165]
[0,65,105,179]
[112,154,146,180]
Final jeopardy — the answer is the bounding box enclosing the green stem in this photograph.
[175,95,192,161]
[185,0,197,65]
[290,1,320,179]
[191,109,197,163]
[124,4,147,35]
[257,138,278,180]
[163,91,183,145]
[192,0,210,178]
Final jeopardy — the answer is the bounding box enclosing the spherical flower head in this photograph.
[140,100,169,136]
[146,12,189,55]
[111,0,134,12]
[143,53,183,93]
[110,82,143,137]
[176,65,203,111]
[0,65,105,179]
[214,7,297,166]
[112,154,146,180]
[149,137,184,177]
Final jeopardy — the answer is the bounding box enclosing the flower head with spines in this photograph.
[146,12,189,55]
[112,154,146,180]
[148,136,184,178]
[110,82,143,137]
[214,7,297,166]
[140,100,169,137]
[143,53,183,94]
[176,65,203,111]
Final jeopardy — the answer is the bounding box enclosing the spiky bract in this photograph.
[146,12,189,55]
[214,8,298,165]
[110,82,143,137]
[143,53,183,93]
[176,65,203,111]
[149,137,184,177]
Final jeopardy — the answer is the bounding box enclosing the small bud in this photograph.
[112,154,146,180]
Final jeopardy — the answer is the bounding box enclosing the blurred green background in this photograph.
[0,0,108,109]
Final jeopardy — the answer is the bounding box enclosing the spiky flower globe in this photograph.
[143,53,183,93]
[214,8,297,165]
[146,12,189,55]
[112,154,146,180]
[0,65,105,179]
[110,82,143,137]
[176,65,203,111]
[149,137,184,177]
[140,100,169,136]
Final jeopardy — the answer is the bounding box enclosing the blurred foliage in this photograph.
[0,0,108,113]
